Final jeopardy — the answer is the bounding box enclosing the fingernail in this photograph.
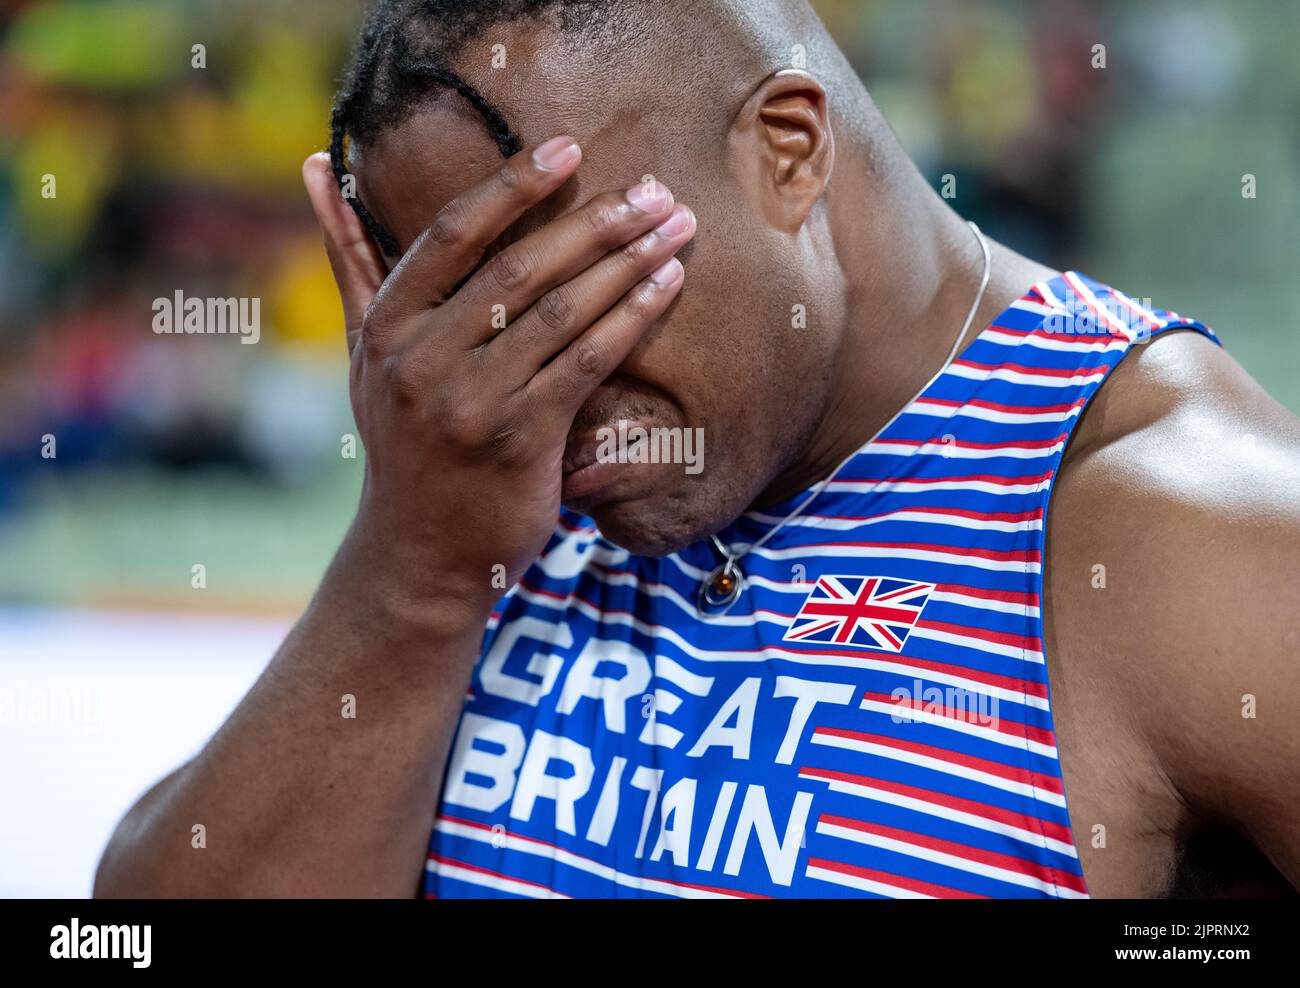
[533,137,581,171]
[652,205,693,239]
[650,257,684,287]
[627,180,670,213]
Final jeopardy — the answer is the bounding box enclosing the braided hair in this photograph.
[329,0,615,257]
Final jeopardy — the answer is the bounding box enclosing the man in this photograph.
[96,0,1299,898]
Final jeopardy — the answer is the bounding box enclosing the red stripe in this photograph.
[801,766,1075,846]
[807,857,986,898]
[914,396,1087,415]
[874,433,1067,451]
[916,618,1043,651]
[800,540,1039,563]
[556,515,598,535]
[861,691,1056,748]
[427,853,562,897]
[436,816,768,899]
[820,815,1087,893]
[1063,272,1132,338]
[990,324,1119,342]
[954,359,1110,378]
[837,471,1053,487]
[836,650,1048,699]
[813,727,1064,794]
[944,583,1039,607]
[764,505,1045,525]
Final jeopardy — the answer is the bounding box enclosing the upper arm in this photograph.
[1051,329,1300,884]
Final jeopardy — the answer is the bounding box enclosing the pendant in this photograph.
[697,556,744,616]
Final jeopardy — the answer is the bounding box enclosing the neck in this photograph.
[755,145,1057,508]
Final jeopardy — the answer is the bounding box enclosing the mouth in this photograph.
[559,378,684,506]
[561,419,649,502]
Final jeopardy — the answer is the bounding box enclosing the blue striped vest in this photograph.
[424,272,1218,898]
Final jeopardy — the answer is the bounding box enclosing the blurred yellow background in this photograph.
[0,0,1297,613]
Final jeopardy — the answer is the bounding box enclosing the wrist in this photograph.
[321,516,499,641]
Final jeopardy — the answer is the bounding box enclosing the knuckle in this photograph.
[496,159,529,192]
[426,204,466,249]
[618,232,657,267]
[486,248,531,292]
[573,339,605,378]
[359,310,384,356]
[440,402,482,445]
[617,284,657,325]
[583,200,626,247]
[382,354,423,405]
[535,287,577,333]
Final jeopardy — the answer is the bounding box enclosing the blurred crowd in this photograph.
[0,0,1295,610]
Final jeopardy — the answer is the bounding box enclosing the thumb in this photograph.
[302,152,386,352]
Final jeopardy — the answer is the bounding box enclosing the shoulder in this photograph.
[1047,328,1300,847]
[1054,327,1300,576]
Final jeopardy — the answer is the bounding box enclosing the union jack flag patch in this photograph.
[783,575,935,653]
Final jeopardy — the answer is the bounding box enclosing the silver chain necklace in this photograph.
[697,220,992,617]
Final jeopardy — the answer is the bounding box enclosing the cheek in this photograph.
[622,240,831,455]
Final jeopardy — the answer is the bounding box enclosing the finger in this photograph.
[530,257,686,418]
[493,205,696,382]
[446,180,679,350]
[302,153,386,352]
[372,136,585,329]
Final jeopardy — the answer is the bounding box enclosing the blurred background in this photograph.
[0,0,1297,895]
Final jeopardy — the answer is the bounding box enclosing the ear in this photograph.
[727,69,834,233]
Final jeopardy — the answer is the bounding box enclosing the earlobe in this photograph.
[729,69,834,232]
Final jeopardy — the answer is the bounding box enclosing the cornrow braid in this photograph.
[330,20,402,256]
[328,6,527,258]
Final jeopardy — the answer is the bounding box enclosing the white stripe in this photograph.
[1063,272,1137,341]
[1110,286,1167,334]
[816,820,1081,897]
[861,438,1065,460]
[905,399,1084,425]
[859,697,1056,757]
[1035,279,1068,311]
[805,862,933,898]
[799,771,1077,858]
[909,623,1044,662]
[823,477,1050,496]
[426,858,569,899]
[810,730,1064,806]
[980,328,1128,353]
[1007,297,1057,317]
[931,589,1039,619]
[947,361,1106,388]
[756,542,1039,574]
[745,508,1042,535]
[433,818,743,899]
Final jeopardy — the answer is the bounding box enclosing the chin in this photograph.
[567,471,747,557]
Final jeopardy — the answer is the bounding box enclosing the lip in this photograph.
[561,458,625,501]
[561,416,654,503]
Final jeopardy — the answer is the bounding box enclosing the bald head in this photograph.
[333,0,884,254]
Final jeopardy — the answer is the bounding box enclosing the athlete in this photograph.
[96,0,1300,898]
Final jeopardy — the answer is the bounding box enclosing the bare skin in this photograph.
[94,141,698,897]
[95,5,1300,898]
[1046,330,1300,897]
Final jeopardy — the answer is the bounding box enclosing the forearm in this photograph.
[94,529,491,898]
